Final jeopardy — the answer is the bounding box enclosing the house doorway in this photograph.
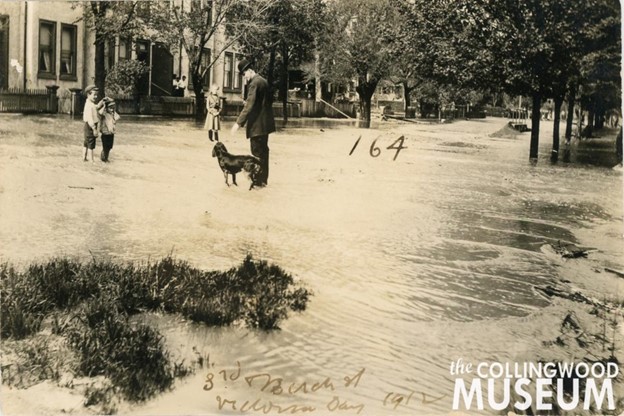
[151,44,172,96]
[136,40,150,96]
[0,16,8,90]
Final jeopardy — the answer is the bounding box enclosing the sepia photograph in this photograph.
[0,0,622,415]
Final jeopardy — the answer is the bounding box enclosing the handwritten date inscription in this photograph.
[205,361,446,414]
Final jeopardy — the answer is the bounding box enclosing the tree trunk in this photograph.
[94,36,106,97]
[403,81,411,111]
[564,84,576,142]
[192,74,205,121]
[91,2,108,98]
[267,47,276,103]
[550,96,564,163]
[402,81,413,117]
[563,84,576,163]
[314,48,321,102]
[529,92,541,161]
[586,107,595,138]
[356,80,377,129]
[616,128,623,164]
[595,98,605,129]
[281,45,289,124]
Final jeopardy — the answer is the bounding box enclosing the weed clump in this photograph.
[233,255,310,329]
[66,296,173,401]
[0,254,311,406]
[1,264,49,339]
[144,254,311,329]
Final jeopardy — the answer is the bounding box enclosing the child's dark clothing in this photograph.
[98,102,120,162]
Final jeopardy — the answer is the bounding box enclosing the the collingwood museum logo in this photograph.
[450,359,619,411]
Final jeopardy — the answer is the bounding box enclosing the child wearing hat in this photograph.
[82,84,99,162]
[97,97,120,162]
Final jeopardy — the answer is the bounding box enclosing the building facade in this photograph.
[0,2,88,91]
[0,0,245,114]
[171,0,245,103]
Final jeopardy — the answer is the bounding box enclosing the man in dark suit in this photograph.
[231,60,275,187]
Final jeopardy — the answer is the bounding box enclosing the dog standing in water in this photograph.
[211,142,262,190]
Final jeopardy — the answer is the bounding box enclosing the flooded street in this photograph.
[1,114,623,415]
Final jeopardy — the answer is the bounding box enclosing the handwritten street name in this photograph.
[203,361,446,414]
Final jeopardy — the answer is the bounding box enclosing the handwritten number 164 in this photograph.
[349,135,406,161]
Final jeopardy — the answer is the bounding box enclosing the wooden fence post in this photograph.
[46,85,59,113]
[69,88,82,117]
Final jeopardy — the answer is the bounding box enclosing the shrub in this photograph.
[105,60,149,97]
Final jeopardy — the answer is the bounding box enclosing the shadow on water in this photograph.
[567,141,621,168]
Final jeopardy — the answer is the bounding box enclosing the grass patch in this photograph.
[1,254,311,407]
[66,296,174,401]
[1,254,311,337]
[1,335,65,388]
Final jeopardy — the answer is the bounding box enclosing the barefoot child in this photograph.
[82,85,99,162]
[97,97,120,162]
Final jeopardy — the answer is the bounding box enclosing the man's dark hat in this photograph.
[237,59,253,73]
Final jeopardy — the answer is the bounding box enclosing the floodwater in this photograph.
[0,114,623,415]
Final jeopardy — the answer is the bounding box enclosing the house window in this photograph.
[223,52,233,90]
[136,40,150,63]
[38,20,56,78]
[60,24,77,79]
[234,55,243,90]
[118,38,131,60]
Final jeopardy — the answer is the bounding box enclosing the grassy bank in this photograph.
[0,255,311,411]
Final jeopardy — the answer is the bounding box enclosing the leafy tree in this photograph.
[386,0,501,119]
[308,0,332,102]
[469,0,620,161]
[322,0,394,127]
[527,0,619,162]
[384,0,422,114]
[577,0,621,137]
[227,0,322,123]
[77,1,151,96]
[148,0,276,120]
